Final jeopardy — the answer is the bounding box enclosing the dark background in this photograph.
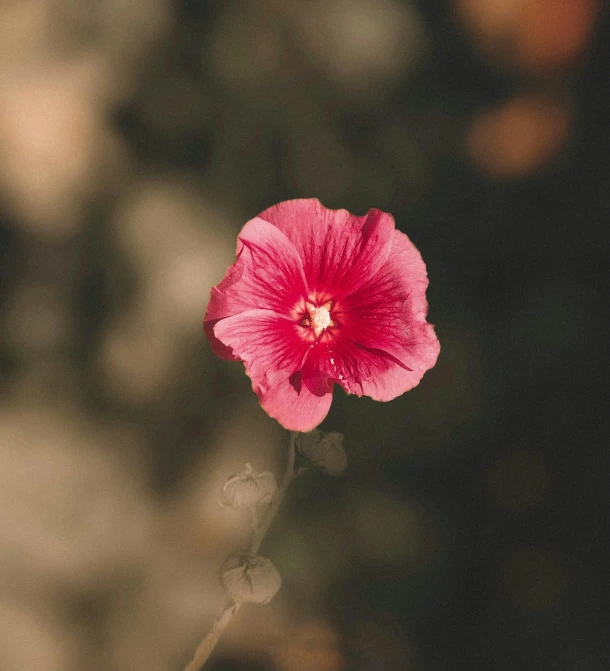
[0,1,607,670]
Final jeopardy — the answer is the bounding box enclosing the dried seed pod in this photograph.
[219,463,278,509]
[220,552,282,604]
[297,430,347,476]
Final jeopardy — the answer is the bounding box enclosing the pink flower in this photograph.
[204,199,440,432]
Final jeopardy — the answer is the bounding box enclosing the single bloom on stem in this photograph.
[204,198,440,432]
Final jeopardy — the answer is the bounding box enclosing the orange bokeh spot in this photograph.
[517,0,599,71]
[274,621,345,671]
[456,0,525,49]
[466,95,570,177]
[455,0,600,72]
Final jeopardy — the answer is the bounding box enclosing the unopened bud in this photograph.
[220,552,282,604]
[219,464,278,509]
[297,430,347,476]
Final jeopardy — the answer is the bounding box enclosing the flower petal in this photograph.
[259,373,333,432]
[301,228,439,401]
[335,228,439,371]
[204,318,240,361]
[205,217,308,322]
[258,199,394,298]
[213,309,333,431]
[305,328,438,402]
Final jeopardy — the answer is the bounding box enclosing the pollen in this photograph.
[306,301,333,338]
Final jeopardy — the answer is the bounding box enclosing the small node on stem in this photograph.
[297,429,347,476]
[220,552,282,605]
[219,463,278,509]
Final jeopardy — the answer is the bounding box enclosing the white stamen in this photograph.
[306,301,332,338]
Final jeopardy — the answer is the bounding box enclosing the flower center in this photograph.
[305,301,333,337]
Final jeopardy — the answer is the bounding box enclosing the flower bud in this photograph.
[219,463,278,509]
[220,552,282,604]
[297,430,347,476]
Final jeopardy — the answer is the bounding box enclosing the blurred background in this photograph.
[0,0,608,669]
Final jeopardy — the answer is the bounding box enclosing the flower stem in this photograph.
[179,430,298,671]
[182,602,241,671]
[250,431,297,554]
